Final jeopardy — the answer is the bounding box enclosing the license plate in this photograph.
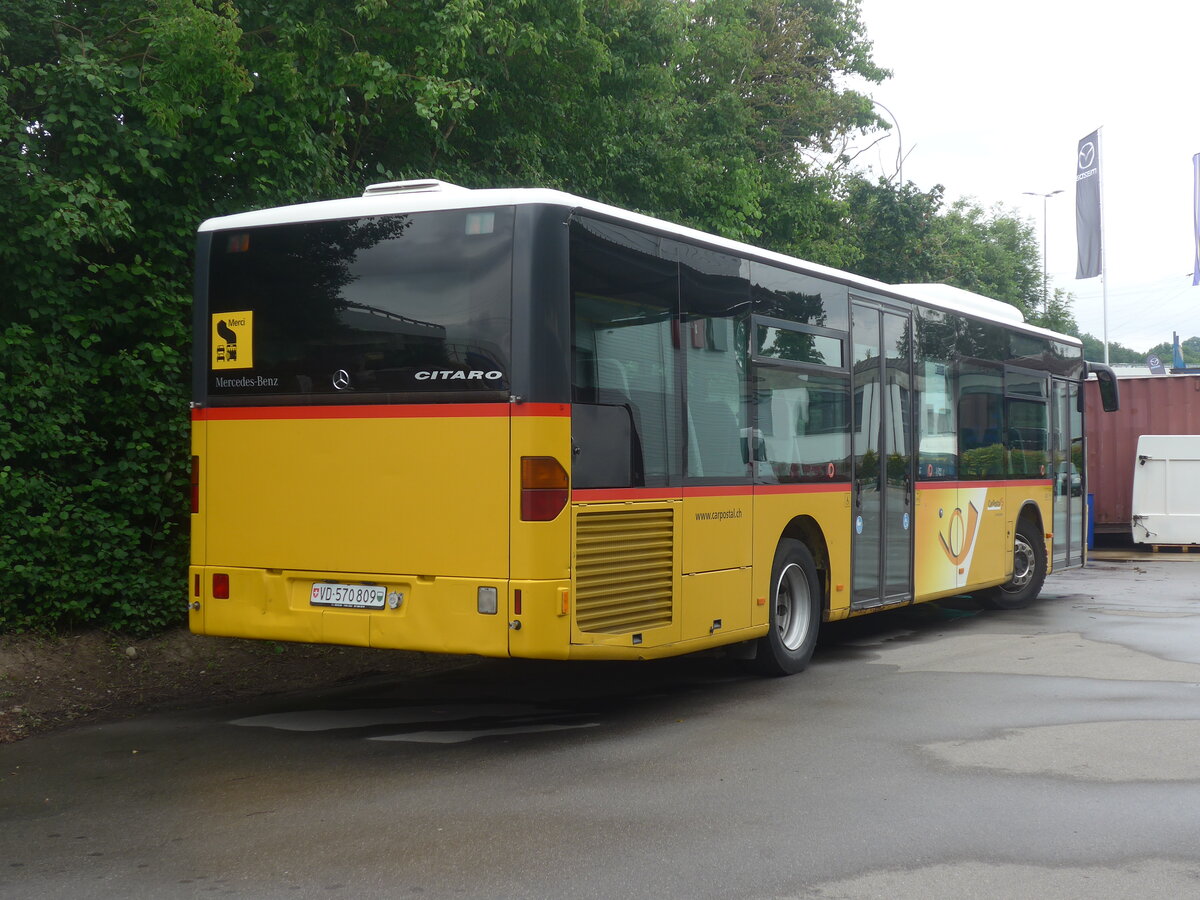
[309,582,386,609]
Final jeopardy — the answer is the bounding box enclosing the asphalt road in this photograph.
[4,556,1200,899]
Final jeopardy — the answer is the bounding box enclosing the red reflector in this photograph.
[212,573,230,599]
[520,457,568,521]
[521,489,569,522]
[514,589,523,616]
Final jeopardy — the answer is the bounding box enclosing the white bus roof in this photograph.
[199,180,1081,347]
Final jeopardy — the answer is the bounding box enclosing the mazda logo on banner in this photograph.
[1078,141,1096,171]
[1075,129,1103,279]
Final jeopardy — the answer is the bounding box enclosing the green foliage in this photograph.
[1026,287,1079,336]
[1145,336,1200,367]
[839,177,1044,316]
[0,0,1060,634]
[960,444,1006,478]
[1078,334,1148,365]
[0,0,490,632]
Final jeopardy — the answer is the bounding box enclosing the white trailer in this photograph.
[1131,435,1200,547]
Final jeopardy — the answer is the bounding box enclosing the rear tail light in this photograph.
[520,457,569,521]
[190,455,200,514]
[212,573,229,599]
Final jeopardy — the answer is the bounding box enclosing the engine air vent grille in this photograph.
[575,507,674,634]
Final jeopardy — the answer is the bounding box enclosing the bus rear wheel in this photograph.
[977,517,1046,610]
[748,539,821,676]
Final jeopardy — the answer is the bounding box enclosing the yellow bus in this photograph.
[189,180,1118,675]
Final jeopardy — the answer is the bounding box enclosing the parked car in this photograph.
[1056,462,1082,496]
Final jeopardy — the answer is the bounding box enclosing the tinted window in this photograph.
[207,209,513,401]
[1006,369,1049,477]
[755,322,844,368]
[1007,396,1049,476]
[750,263,849,331]
[676,246,751,481]
[754,368,851,483]
[571,218,682,487]
[916,360,956,480]
[957,360,1005,477]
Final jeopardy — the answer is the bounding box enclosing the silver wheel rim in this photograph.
[775,562,811,651]
[1004,534,1035,593]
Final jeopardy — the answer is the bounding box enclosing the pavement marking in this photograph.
[370,723,601,743]
[230,704,546,732]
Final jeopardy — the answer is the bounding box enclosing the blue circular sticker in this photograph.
[855,515,863,535]
[903,512,910,530]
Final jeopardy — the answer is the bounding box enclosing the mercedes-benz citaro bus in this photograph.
[189,180,1118,675]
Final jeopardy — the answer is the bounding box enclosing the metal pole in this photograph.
[1042,193,1049,311]
[1023,190,1063,318]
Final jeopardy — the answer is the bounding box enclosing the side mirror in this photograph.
[1086,361,1120,412]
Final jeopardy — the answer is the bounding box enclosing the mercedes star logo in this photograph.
[1078,142,1096,170]
[332,369,351,391]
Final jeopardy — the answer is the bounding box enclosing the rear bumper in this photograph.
[189,566,523,657]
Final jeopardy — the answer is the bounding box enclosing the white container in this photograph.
[1131,435,1200,545]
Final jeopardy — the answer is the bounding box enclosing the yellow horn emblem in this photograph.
[939,502,980,566]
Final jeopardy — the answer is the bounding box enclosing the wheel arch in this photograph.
[1015,499,1046,546]
[778,515,831,619]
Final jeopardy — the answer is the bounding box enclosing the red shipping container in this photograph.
[1085,374,1200,536]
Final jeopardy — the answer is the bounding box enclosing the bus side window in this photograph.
[597,358,632,406]
[570,217,682,487]
[753,366,850,482]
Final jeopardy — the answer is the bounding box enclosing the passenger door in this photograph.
[850,301,915,608]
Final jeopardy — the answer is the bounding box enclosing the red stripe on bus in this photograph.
[915,480,1053,490]
[513,403,570,417]
[572,483,854,502]
[683,485,752,498]
[753,483,850,495]
[192,403,569,421]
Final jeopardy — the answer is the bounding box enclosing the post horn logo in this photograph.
[939,502,980,566]
[1078,142,1096,171]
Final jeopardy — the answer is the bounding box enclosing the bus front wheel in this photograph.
[977,518,1046,610]
[748,539,821,676]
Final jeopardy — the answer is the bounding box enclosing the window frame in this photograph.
[750,314,850,374]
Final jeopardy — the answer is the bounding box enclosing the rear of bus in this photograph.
[188,184,574,658]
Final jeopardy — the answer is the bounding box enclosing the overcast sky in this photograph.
[854,0,1200,354]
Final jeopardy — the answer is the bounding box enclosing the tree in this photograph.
[932,199,1041,316]
[2,0,892,632]
[1026,287,1079,335]
[837,176,946,281]
[1145,336,1200,367]
[1078,334,1146,365]
[837,177,1046,320]
[0,0,503,631]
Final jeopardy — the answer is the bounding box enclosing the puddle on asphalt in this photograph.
[923,719,1200,781]
[867,631,1200,682]
[229,702,601,743]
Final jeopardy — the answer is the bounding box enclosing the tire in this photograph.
[747,539,821,676]
[977,517,1046,610]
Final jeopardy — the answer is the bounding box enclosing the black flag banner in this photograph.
[1076,130,1102,278]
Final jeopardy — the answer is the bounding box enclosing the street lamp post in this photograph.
[1023,189,1064,318]
[871,99,904,185]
